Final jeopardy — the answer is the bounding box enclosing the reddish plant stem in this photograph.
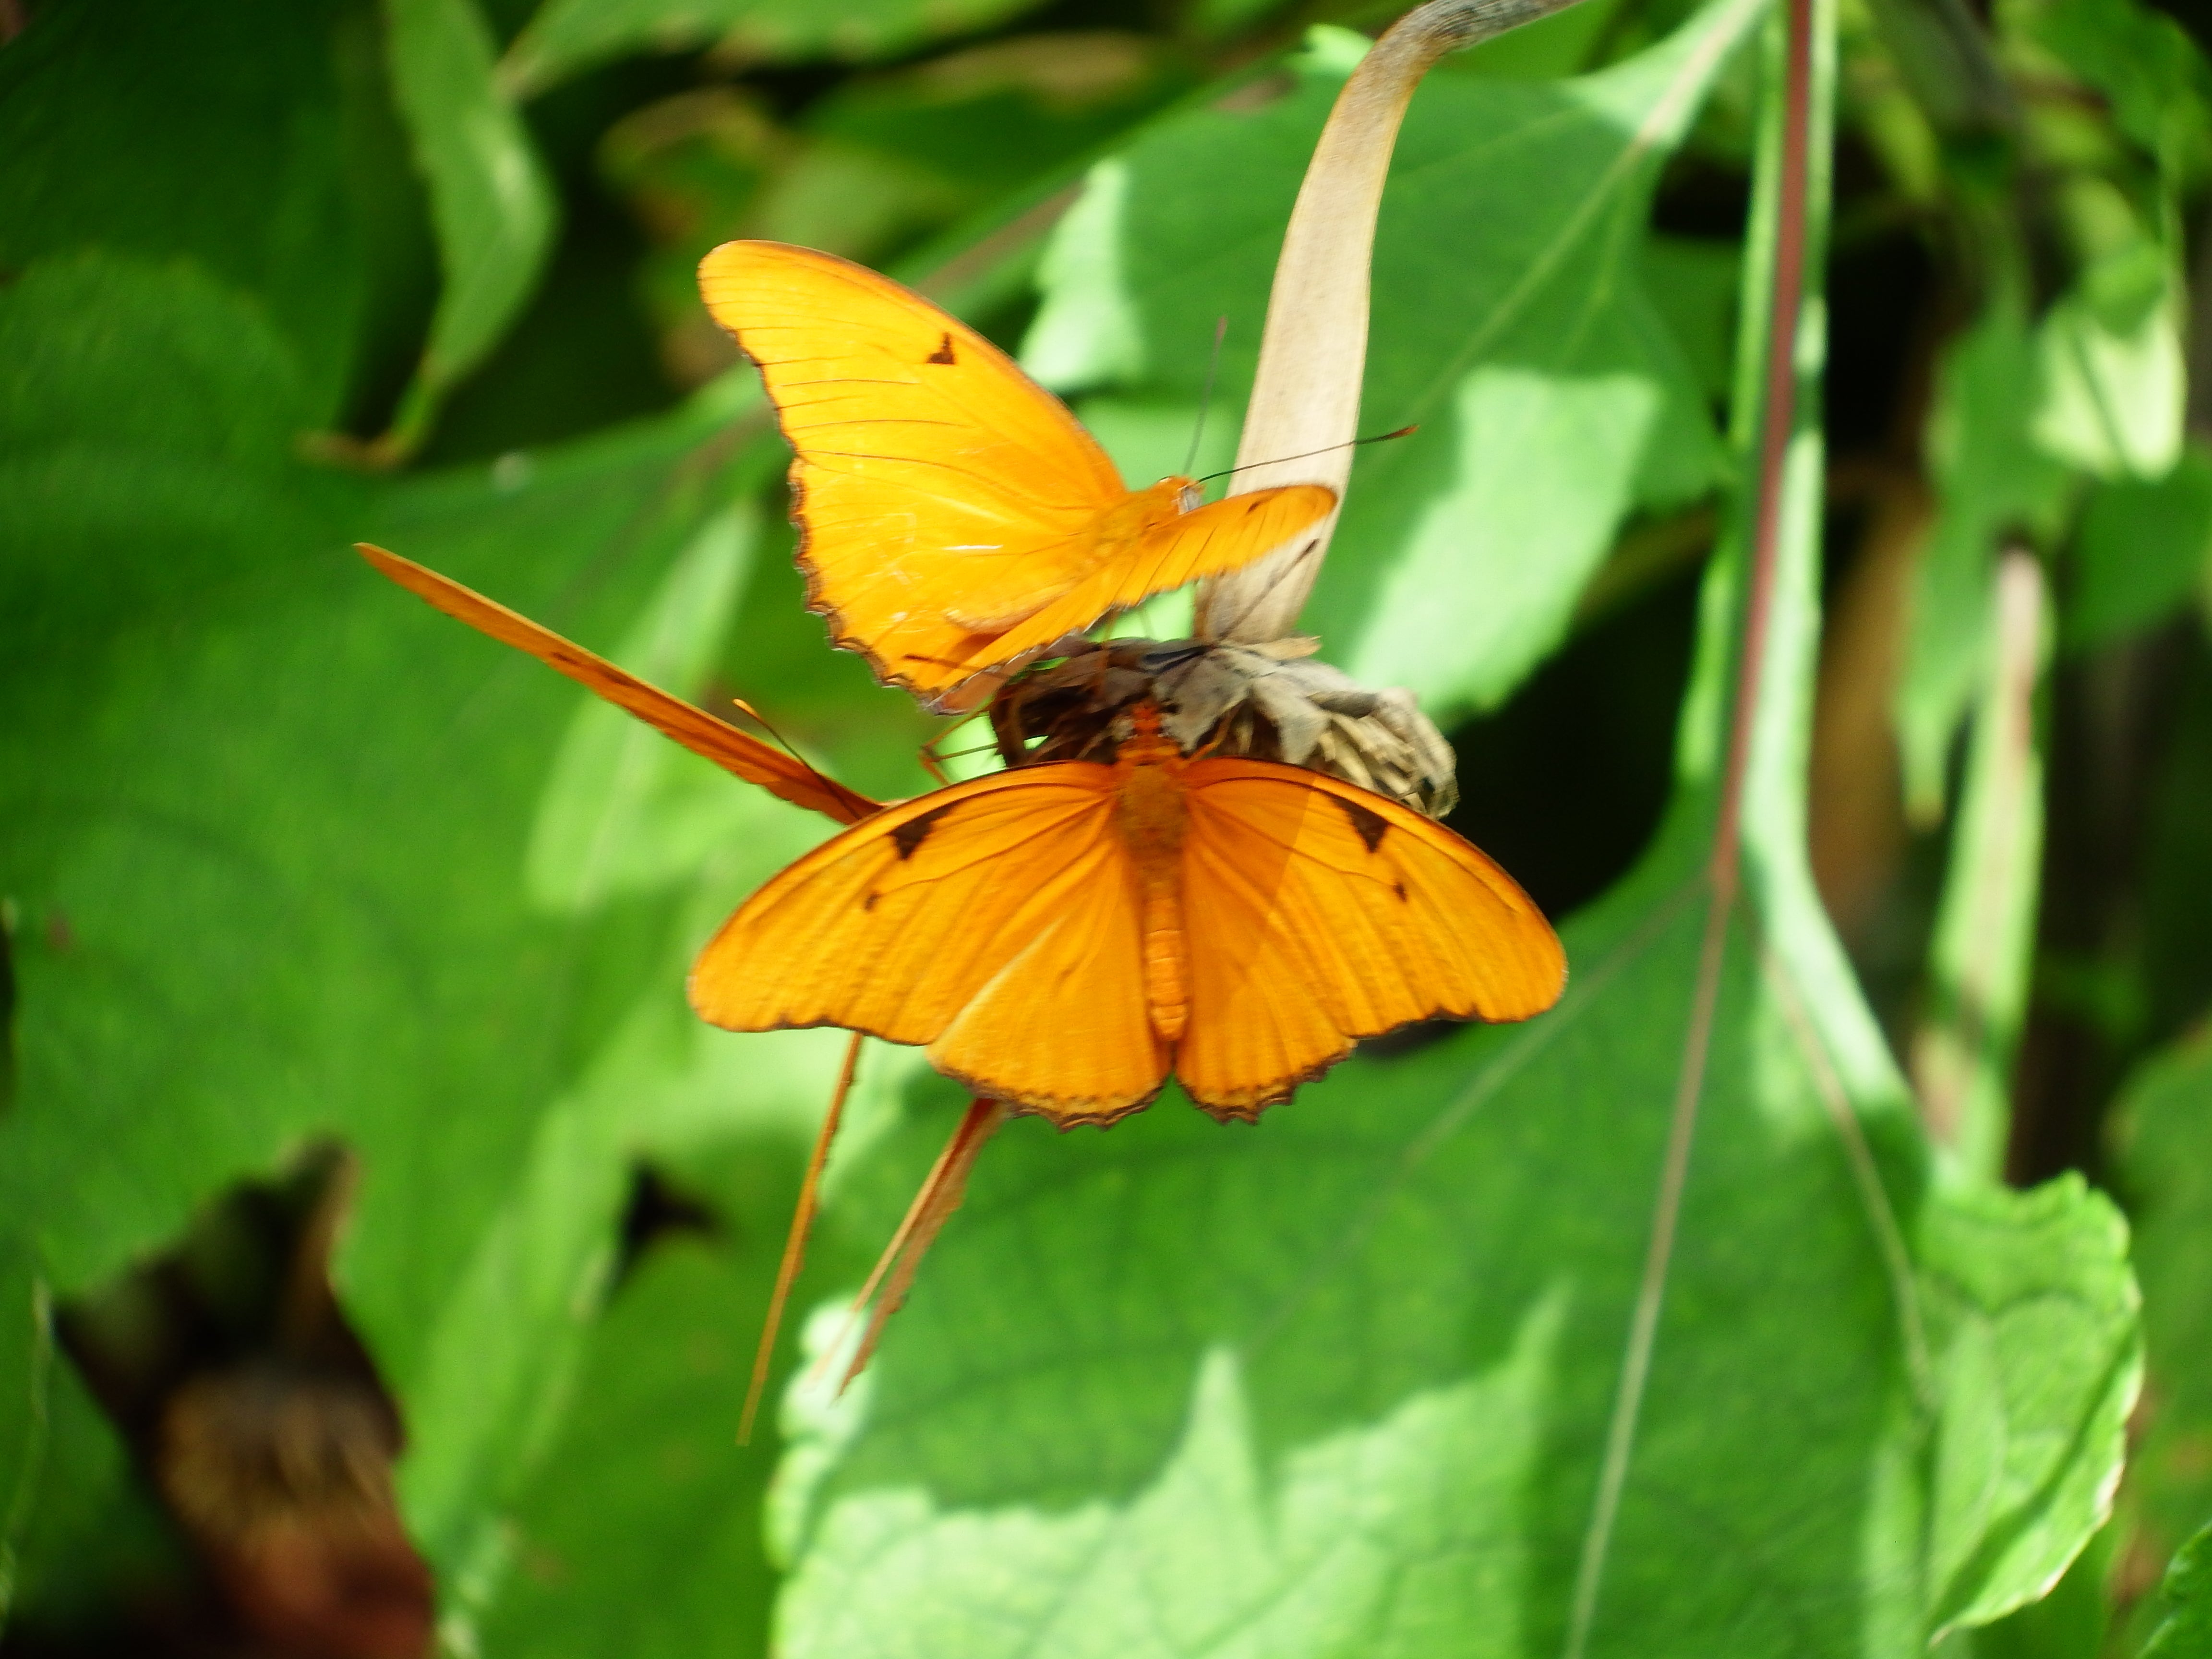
[1714,0,1815,898]
[1566,0,1817,1650]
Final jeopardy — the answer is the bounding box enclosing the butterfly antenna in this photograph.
[916,734,954,788]
[1192,423,1418,486]
[917,709,995,787]
[1181,316,1229,479]
[737,1032,864,1447]
[732,697,839,795]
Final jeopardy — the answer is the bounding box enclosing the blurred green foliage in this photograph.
[2,0,2211,1653]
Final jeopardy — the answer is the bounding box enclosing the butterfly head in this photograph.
[1114,699,1185,770]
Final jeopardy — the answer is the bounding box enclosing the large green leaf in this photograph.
[465,1031,929,1659]
[476,1235,788,1659]
[0,241,883,1619]
[0,1240,52,1623]
[0,0,382,423]
[1021,9,1746,721]
[765,3,2139,1651]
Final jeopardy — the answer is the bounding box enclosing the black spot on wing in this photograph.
[1334,795,1391,854]
[892,804,956,860]
[1393,880,1407,902]
[927,333,957,365]
[863,890,879,912]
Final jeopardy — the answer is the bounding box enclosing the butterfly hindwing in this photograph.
[925,837,1170,1125]
[1174,761,1567,1117]
[978,484,1342,667]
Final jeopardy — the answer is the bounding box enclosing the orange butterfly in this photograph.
[697,241,1338,710]
[690,701,1565,1125]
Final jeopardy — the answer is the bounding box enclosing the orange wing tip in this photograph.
[358,541,416,581]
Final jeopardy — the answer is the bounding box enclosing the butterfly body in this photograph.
[1113,704,1195,1045]
[698,241,1335,709]
[690,702,1565,1127]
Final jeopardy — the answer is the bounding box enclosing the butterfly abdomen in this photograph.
[1142,886,1187,1044]
[1114,716,1191,1045]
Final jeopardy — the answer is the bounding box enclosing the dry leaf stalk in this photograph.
[1007,0,1589,811]
[1196,0,1594,642]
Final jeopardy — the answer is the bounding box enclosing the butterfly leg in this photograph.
[916,733,955,788]
[737,1032,864,1445]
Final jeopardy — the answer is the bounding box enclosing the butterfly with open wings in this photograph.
[691,699,1563,1123]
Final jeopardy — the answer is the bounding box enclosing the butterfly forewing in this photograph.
[699,242,1125,696]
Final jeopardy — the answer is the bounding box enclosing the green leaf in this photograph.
[475,1237,786,1659]
[803,36,1195,207]
[1021,8,1748,722]
[502,0,1057,98]
[526,500,773,914]
[2022,0,2212,182]
[1948,1523,2116,1659]
[383,0,559,439]
[1895,302,2069,822]
[2144,1517,2212,1658]
[768,4,2138,1649]
[0,1353,186,1632]
[0,253,334,667]
[465,1030,926,1659]
[0,355,859,1601]
[2032,240,2186,483]
[0,1240,50,1626]
[1640,234,1744,404]
[0,253,311,467]
[2063,445,2212,650]
[1918,1177,2139,1636]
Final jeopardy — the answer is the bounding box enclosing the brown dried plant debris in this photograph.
[990,636,1459,817]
